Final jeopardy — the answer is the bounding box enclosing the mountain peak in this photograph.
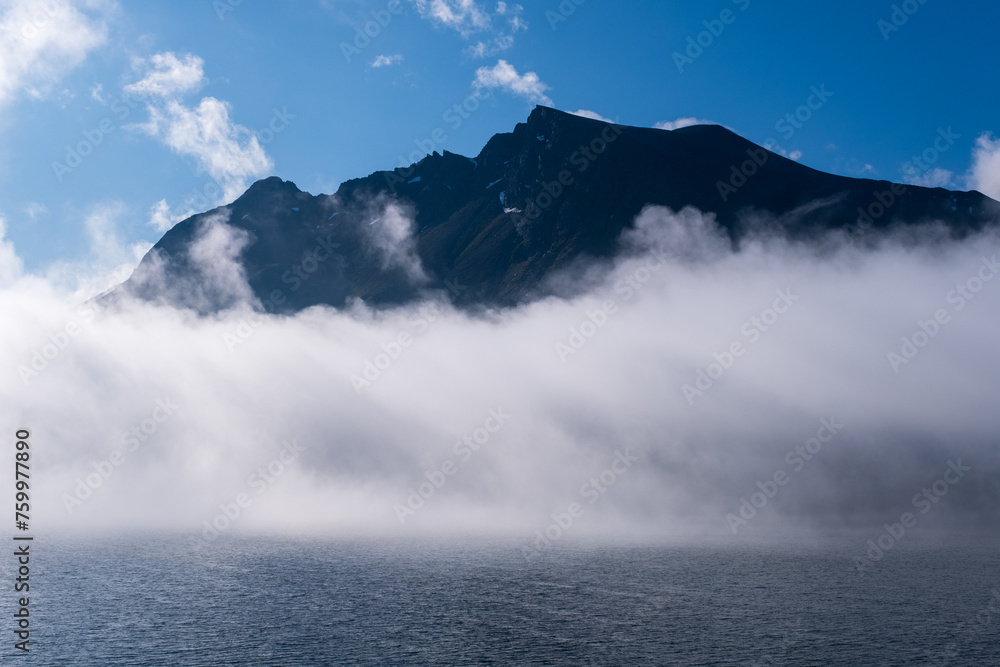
[239,176,303,199]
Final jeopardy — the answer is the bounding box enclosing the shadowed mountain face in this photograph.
[118,106,999,313]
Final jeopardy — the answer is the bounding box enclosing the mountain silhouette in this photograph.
[114,106,999,313]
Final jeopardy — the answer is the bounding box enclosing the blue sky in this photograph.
[1,0,998,283]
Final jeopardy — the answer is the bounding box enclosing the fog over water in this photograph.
[2,204,998,544]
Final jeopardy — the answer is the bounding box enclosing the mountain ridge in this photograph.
[114,106,1000,313]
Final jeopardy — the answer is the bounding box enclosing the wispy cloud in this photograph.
[655,117,715,131]
[570,109,614,123]
[365,201,427,284]
[968,133,1000,200]
[410,0,492,35]
[124,52,206,99]
[902,166,955,189]
[140,98,272,202]
[410,1,526,56]
[22,202,48,220]
[371,54,404,68]
[41,201,151,299]
[0,218,23,287]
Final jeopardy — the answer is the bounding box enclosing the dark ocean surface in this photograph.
[6,534,998,665]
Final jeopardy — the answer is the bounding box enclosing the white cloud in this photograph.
[182,211,258,310]
[371,54,404,68]
[498,1,526,31]
[0,0,111,107]
[473,59,552,106]
[967,132,1000,200]
[125,52,274,210]
[903,165,955,189]
[125,210,257,313]
[654,117,714,131]
[570,109,614,123]
[410,0,525,55]
[465,33,514,58]
[466,41,489,58]
[366,202,427,284]
[84,203,150,281]
[760,138,803,162]
[410,0,491,35]
[139,97,272,202]
[147,199,175,233]
[125,52,206,99]
[84,201,130,264]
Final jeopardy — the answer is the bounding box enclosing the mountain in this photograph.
[114,106,999,313]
